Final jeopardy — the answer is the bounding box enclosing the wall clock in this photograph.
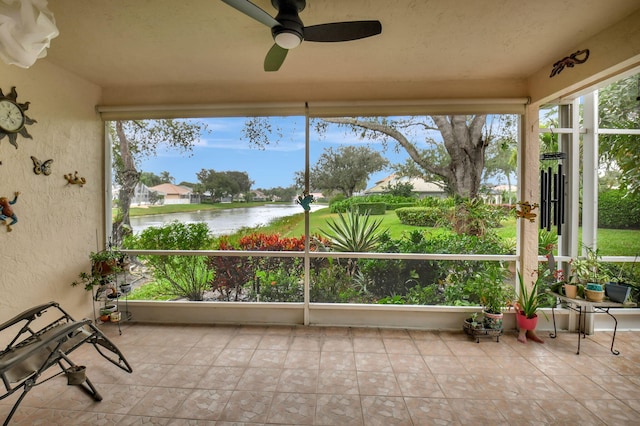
[0,87,36,148]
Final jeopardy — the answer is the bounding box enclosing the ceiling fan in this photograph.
[221,0,382,71]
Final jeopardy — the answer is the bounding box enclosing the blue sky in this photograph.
[137,117,413,190]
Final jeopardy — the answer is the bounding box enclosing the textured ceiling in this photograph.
[43,0,640,105]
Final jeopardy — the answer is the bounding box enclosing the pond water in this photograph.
[129,203,325,236]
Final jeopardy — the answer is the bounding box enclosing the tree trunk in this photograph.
[432,115,486,199]
[112,121,139,245]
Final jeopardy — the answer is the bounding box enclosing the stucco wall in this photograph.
[0,60,103,322]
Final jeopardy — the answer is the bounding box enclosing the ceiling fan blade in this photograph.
[220,0,279,28]
[304,21,382,42]
[264,44,288,71]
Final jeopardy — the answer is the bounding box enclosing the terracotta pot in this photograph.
[516,312,538,331]
[564,284,578,298]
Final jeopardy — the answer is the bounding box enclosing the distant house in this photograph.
[365,174,446,198]
[149,183,199,204]
[112,182,154,205]
[484,184,517,204]
[252,190,268,202]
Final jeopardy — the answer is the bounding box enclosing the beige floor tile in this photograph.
[360,395,412,425]
[387,353,430,374]
[404,397,460,425]
[353,337,387,353]
[257,334,291,350]
[434,374,482,399]
[322,336,354,352]
[395,372,445,398]
[354,352,393,372]
[173,388,232,420]
[535,399,607,425]
[277,368,319,393]
[267,392,316,425]
[588,374,640,400]
[7,324,639,425]
[511,375,573,400]
[235,367,282,392]
[582,399,640,425]
[357,371,402,396]
[490,399,552,425]
[414,339,454,356]
[423,355,466,375]
[550,375,617,400]
[212,348,255,367]
[315,394,363,425]
[160,364,210,389]
[383,338,420,355]
[317,369,360,395]
[176,346,222,366]
[196,366,245,390]
[290,335,322,351]
[447,399,509,425]
[127,387,192,417]
[217,390,273,423]
[116,362,169,386]
[319,351,356,370]
[248,348,288,368]
[284,349,321,368]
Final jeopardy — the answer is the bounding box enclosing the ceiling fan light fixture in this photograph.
[274,30,302,49]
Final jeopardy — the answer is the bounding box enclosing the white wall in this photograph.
[0,59,103,322]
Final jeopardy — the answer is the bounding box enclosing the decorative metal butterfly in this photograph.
[30,156,53,176]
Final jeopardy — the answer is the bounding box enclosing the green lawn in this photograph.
[255,207,640,256]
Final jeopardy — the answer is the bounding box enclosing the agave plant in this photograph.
[319,209,384,276]
[320,209,383,252]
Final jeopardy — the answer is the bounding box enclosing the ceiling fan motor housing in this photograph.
[271,0,305,48]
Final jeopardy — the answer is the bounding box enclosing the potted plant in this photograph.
[605,256,636,303]
[570,246,610,301]
[90,249,128,276]
[468,265,515,331]
[514,271,547,344]
[71,249,128,291]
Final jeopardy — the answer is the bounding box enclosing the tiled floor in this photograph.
[2,322,639,425]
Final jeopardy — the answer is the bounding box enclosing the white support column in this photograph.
[520,103,540,281]
[581,92,600,334]
[582,92,599,252]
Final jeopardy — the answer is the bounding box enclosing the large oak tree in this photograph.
[111,120,205,244]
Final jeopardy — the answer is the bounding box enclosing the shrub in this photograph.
[359,230,513,301]
[440,198,507,236]
[395,206,441,227]
[330,194,415,213]
[599,189,640,229]
[252,269,303,302]
[310,261,356,302]
[353,202,386,215]
[123,222,214,301]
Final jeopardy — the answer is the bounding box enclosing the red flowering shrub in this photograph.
[209,233,328,301]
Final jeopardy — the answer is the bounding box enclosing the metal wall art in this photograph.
[64,171,86,186]
[515,201,538,222]
[30,156,53,175]
[296,191,314,211]
[0,191,19,232]
[550,49,589,78]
